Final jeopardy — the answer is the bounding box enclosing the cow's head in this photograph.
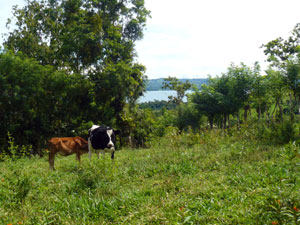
[74,136,89,152]
[89,125,121,150]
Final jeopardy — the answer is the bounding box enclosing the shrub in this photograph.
[270,120,298,144]
[242,120,299,145]
[0,132,32,161]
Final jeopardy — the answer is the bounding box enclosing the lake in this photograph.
[138,90,193,103]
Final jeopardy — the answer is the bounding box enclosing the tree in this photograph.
[262,24,300,119]
[5,0,150,73]
[226,63,256,125]
[0,51,92,154]
[161,77,192,131]
[250,74,269,120]
[191,83,222,129]
[265,69,287,122]
[262,23,300,68]
[176,100,203,131]
[90,61,147,127]
[285,57,300,115]
[4,0,150,130]
[207,74,233,128]
[162,76,192,105]
[191,63,257,129]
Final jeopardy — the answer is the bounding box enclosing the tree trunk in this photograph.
[244,105,250,122]
[236,112,240,129]
[290,93,294,121]
[271,101,278,122]
[227,114,230,128]
[209,116,213,129]
[278,101,283,123]
[223,113,227,129]
[298,96,300,114]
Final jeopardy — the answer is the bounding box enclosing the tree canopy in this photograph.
[1,0,150,153]
[4,0,150,127]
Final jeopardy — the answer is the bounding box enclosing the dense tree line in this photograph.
[140,23,300,143]
[1,0,300,154]
[1,0,150,154]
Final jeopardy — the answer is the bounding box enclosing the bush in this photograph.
[0,132,32,161]
[243,120,299,145]
[270,120,298,144]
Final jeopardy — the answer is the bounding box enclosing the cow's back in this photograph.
[48,137,88,154]
[48,136,88,170]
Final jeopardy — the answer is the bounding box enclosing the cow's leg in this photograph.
[76,153,81,163]
[89,149,92,160]
[111,151,115,159]
[49,151,56,170]
[88,138,92,160]
[101,151,105,159]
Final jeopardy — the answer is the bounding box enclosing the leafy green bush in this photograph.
[269,120,298,144]
[0,132,32,161]
[238,119,299,145]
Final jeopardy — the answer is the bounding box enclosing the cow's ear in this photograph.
[114,130,121,135]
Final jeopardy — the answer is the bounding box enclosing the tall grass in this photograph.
[0,130,300,224]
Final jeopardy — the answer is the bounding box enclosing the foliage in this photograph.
[3,0,150,136]
[0,132,32,162]
[262,23,300,67]
[250,74,270,120]
[4,0,150,73]
[176,101,204,131]
[0,51,92,154]
[162,76,192,105]
[262,23,300,120]
[191,63,256,128]
[120,106,158,147]
[237,118,300,145]
[269,120,299,144]
[1,130,300,224]
[139,100,177,111]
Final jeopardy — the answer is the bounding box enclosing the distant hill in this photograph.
[146,78,208,91]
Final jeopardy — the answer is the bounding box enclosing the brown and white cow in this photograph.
[48,136,88,170]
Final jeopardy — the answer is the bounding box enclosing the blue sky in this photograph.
[2,0,300,79]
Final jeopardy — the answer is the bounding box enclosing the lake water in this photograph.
[138,90,193,103]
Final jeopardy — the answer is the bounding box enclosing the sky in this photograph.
[1,0,300,79]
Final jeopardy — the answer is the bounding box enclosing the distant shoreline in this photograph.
[138,90,193,103]
[146,78,208,91]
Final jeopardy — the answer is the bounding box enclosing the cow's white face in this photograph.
[88,125,120,160]
[106,129,115,149]
[89,125,115,150]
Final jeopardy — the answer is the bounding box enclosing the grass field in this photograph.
[1,131,300,224]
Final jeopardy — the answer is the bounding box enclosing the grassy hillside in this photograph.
[1,130,300,224]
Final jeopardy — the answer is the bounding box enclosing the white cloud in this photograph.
[1,0,300,79]
[136,0,300,78]
[0,0,25,44]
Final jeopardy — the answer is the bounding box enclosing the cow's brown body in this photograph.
[48,136,88,170]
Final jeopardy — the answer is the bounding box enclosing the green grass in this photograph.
[1,132,300,224]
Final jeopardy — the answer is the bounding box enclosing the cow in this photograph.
[88,125,120,160]
[48,136,88,170]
